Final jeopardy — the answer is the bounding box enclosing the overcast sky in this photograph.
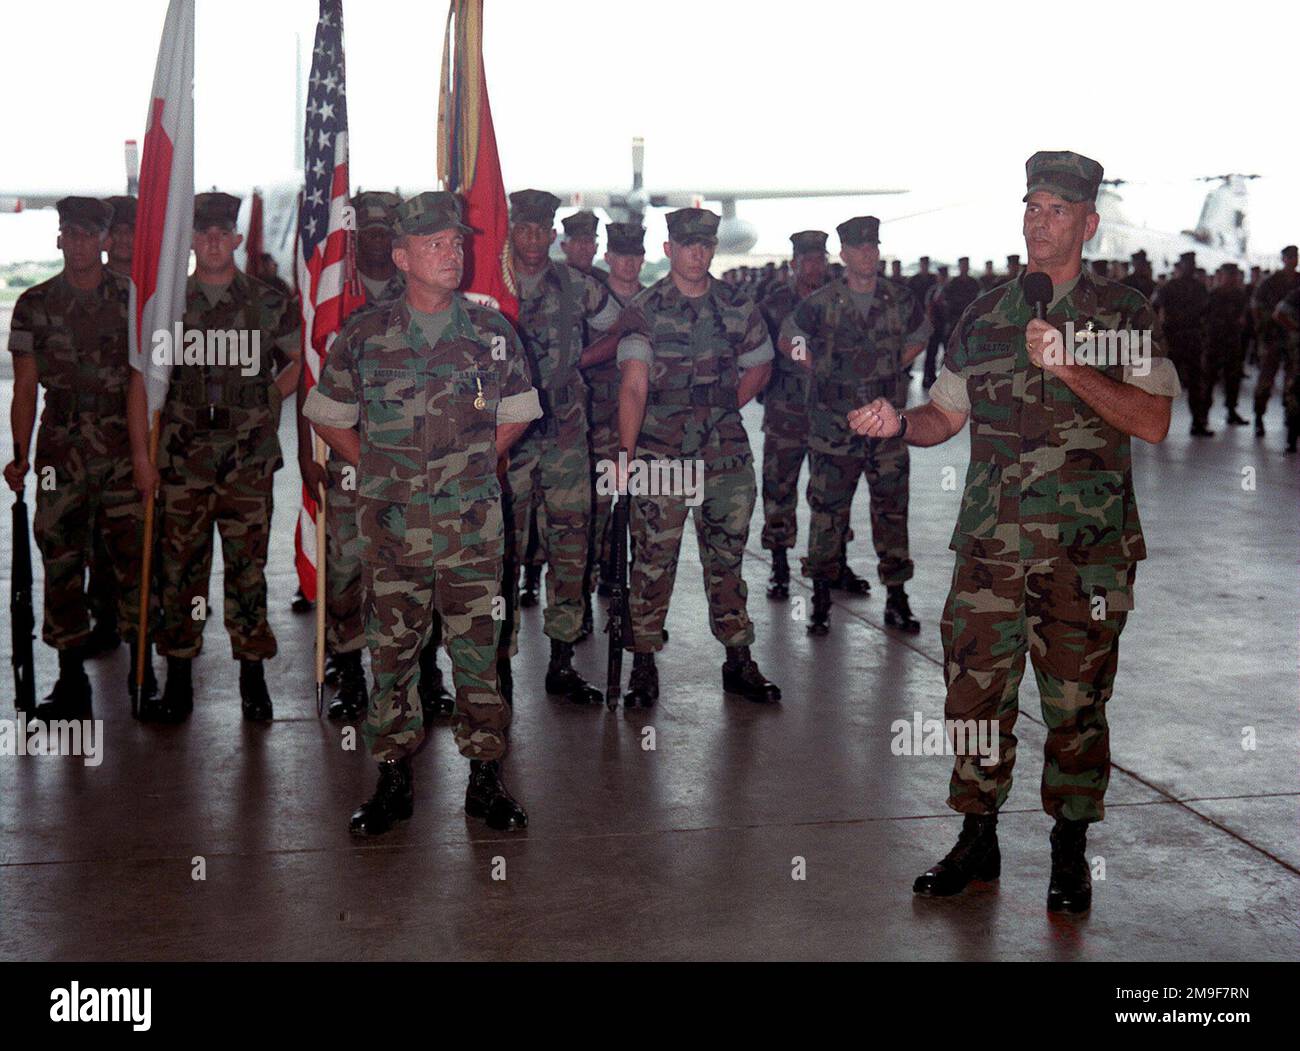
[1,0,1295,264]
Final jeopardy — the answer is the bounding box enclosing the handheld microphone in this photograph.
[1023,272,1054,398]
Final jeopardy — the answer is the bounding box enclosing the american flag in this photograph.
[294,0,366,601]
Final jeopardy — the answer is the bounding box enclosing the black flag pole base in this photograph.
[316,683,325,718]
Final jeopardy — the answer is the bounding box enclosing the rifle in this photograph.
[11,495,36,712]
[604,491,632,710]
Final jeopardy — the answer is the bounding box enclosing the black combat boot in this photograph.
[722,645,781,703]
[323,650,341,686]
[349,758,414,836]
[1190,420,1215,437]
[1226,407,1248,425]
[1287,420,1298,454]
[82,619,121,659]
[545,639,603,705]
[416,642,454,719]
[766,549,791,600]
[833,560,872,595]
[624,652,658,708]
[913,814,1000,897]
[519,563,542,608]
[1047,817,1093,914]
[1254,413,1266,437]
[328,650,369,721]
[496,657,514,707]
[885,585,921,633]
[126,645,160,717]
[32,649,93,720]
[807,580,832,636]
[239,659,273,722]
[465,759,528,830]
[578,591,594,642]
[145,655,193,723]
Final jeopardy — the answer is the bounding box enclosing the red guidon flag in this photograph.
[294,0,367,601]
[128,0,195,415]
[439,0,516,321]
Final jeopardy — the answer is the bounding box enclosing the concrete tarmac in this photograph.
[0,335,1297,961]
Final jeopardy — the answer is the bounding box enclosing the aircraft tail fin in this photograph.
[1183,174,1255,257]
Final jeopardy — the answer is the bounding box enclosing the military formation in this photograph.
[4,145,1294,912]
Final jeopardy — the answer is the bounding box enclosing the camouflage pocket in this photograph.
[1071,560,1136,618]
[1057,470,1126,556]
[951,460,1002,545]
[458,477,504,551]
[361,366,423,450]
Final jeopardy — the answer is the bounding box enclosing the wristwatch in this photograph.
[897,412,909,439]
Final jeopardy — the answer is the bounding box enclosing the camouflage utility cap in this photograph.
[510,189,561,226]
[56,196,113,232]
[353,191,401,231]
[194,192,242,230]
[394,191,471,237]
[104,195,138,227]
[561,210,599,238]
[790,230,828,256]
[665,207,719,245]
[607,222,646,254]
[1023,150,1104,203]
[836,216,880,247]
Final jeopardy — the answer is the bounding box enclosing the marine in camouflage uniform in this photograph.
[1121,249,1155,301]
[757,230,826,601]
[304,191,540,834]
[1205,263,1251,427]
[1154,251,1212,435]
[4,197,156,716]
[560,209,610,285]
[616,207,781,707]
[584,221,646,602]
[501,189,623,707]
[1251,245,1300,436]
[782,216,930,636]
[80,194,141,657]
[1271,284,1300,452]
[148,192,301,722]
[858,151,1180,912]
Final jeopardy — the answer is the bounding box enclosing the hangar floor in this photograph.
[1,355,1297,961]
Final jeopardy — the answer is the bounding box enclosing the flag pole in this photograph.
[134,412,161,716]
[314,435,327,716]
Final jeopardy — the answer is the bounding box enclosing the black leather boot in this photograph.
[545,639,603,704]
[349,758,414,836]
[913,814,1000,897]
[519,563,541,608]
[416,642,454,718]
[1047,818,1093,913]
[328,650,369,721]
[144,655,193,723]
[578,591,594,642]
[126,645,160,717]
[624,652,658,708]
[465,759,528,830]
[239,659,273,722]
[1190,420,1216,437]
[1226,407,1248,425]
[722,645,781,703]
[766,549,791,600]
[323,650,341,686]
[496,657,514,707]
[1255,412,1266,437]
[32,649,93,720]
[833,560,872,595]
[885,585,921,633]
[807,580,832,636]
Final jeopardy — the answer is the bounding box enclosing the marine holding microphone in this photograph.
[851,151,1181,913]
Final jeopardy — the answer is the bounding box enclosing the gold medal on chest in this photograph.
[473,375,486,411]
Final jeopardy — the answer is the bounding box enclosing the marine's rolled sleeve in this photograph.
[616,302,653,366]
[902,287,932,346]
[929,365,970,415]
[493,320,544,423]
[1121,297,1180,396]
[305,330,360,429]
[8,292,37,357]
[585,282,622,334]
[736,302,774,372]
